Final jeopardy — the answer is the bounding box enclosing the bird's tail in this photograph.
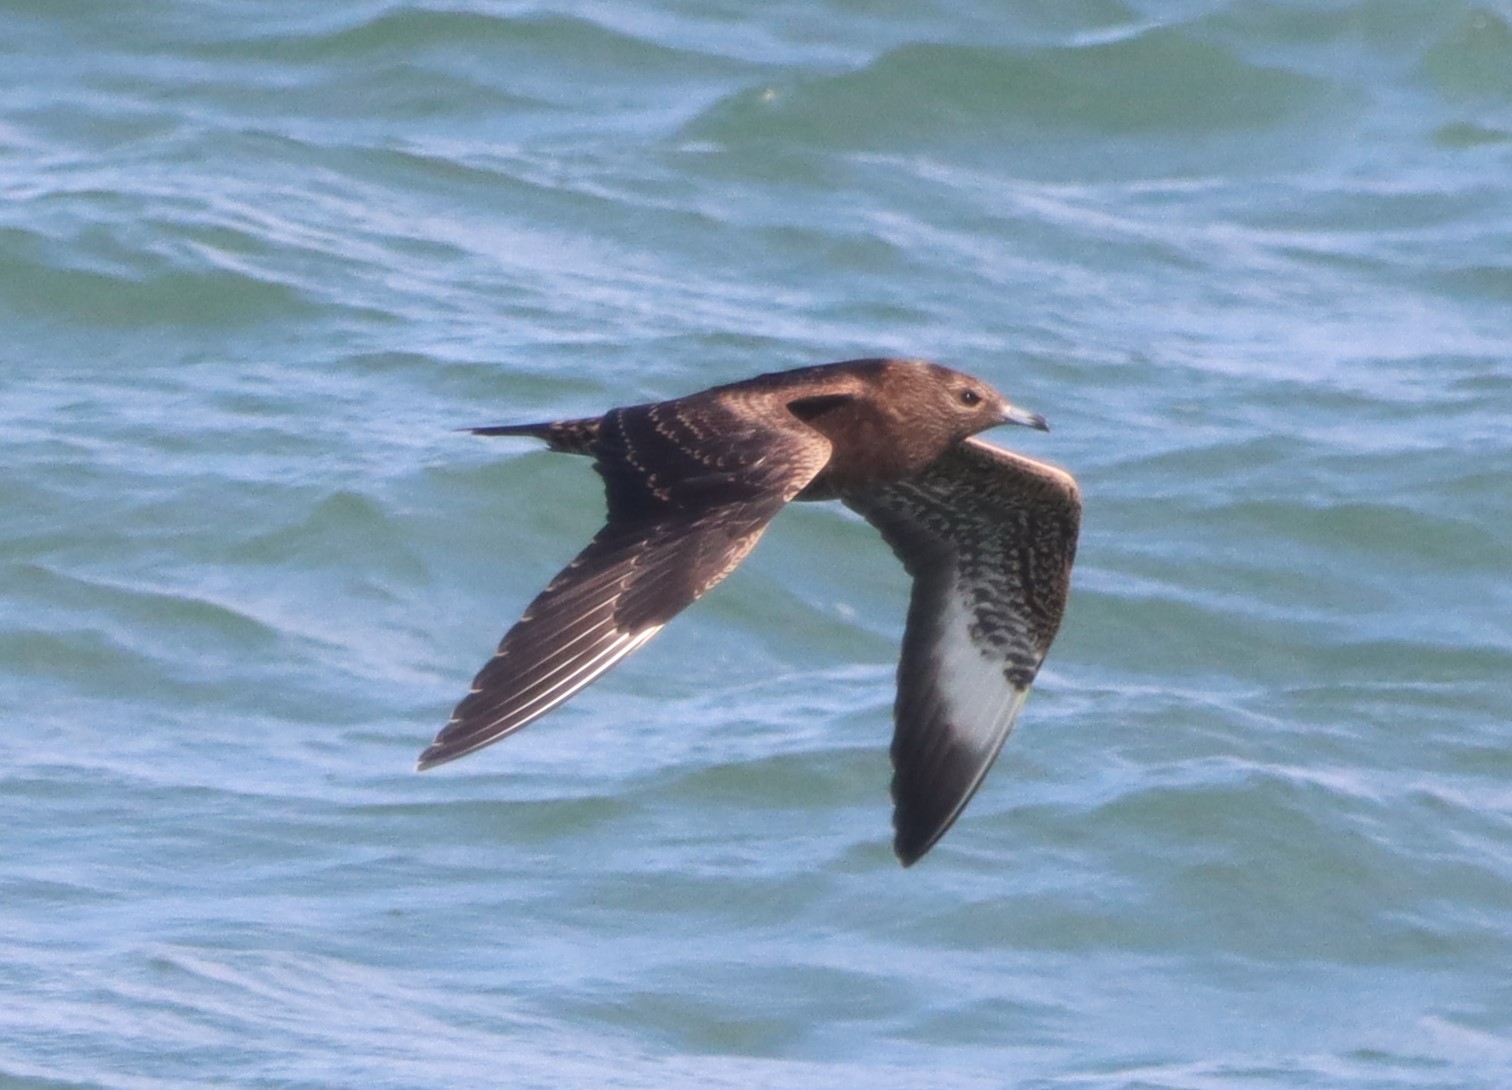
[463,417,601,455]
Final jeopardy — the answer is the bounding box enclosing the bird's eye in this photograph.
[958,389,982,407]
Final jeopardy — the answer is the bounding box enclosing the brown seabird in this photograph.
[418,358,1081,866]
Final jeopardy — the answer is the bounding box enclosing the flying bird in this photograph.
[419,358,1080,865]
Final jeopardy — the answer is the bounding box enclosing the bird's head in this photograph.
[917,362,1049,442]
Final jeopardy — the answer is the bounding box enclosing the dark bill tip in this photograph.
[1002,405,1050,432]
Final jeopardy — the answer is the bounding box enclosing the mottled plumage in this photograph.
[420,358,1081,866]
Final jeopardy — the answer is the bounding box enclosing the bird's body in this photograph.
[420,358,1080,865]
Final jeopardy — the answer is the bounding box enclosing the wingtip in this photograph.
[414,744,451,772]
[892,826,939,868]
[892,787,947,866]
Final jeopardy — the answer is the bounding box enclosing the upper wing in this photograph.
[418,394,833,770]
[843,436,1081,865]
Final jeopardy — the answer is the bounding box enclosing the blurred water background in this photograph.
[3,1,1511,1086]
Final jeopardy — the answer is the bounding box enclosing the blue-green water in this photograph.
[4,2,1511,1086]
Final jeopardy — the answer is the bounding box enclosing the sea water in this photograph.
[3,2,1510,1086]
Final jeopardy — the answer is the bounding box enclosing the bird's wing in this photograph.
[418,395,834,770]
[843,436,1081,865]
